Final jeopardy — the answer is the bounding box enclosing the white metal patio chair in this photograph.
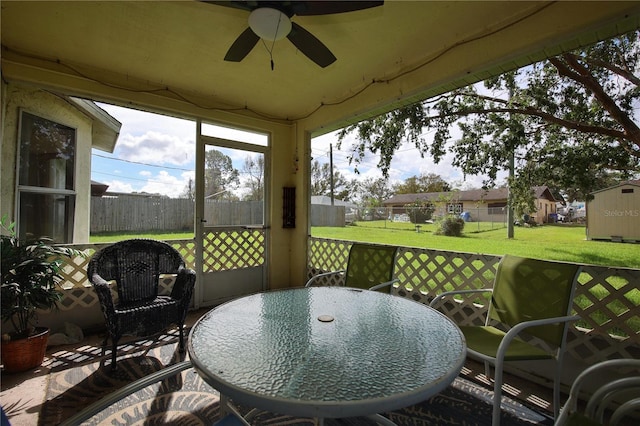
[430,254,582,426]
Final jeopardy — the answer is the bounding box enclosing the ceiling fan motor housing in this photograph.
[248,7,291,41]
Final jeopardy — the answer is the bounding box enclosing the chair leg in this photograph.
[110,338,119,370]
[492,363,504,426]
[100,336,109,358]
[553,359,561,420]
[485,361,492,380]
[178,324,185,353]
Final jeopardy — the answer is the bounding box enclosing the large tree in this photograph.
[394,173,451,194]
[348,177,394,219]
[338,31,640,202]
[241,155,264,201]
[310,160,347,198]
[204,149,239,199]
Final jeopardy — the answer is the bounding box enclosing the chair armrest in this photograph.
[90,273,116,314]
[305,269,346,287]
[496,314,581,361]
[429,288,493,308]
[368,278,400,292]
[171,266,196,301]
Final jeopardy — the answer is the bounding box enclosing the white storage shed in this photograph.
[586,181,640,242]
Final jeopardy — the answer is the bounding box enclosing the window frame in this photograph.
[15,109,78,243]
[446,203,463,214]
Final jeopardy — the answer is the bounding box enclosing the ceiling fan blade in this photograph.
[224,27,260,62]
[294,1,383,16]
[287,22,336,68]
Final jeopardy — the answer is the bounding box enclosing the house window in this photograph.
[488,202,507,215]
[17,111,76,243]
[447,203,463,214]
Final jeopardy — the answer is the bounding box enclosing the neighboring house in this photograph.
[1,82,120,243]
[586,180,640,242]
[382,186,558,224]
[91,180,110,197]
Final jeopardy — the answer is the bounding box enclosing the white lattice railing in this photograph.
[307,237,640,367]
[52,237,638,378]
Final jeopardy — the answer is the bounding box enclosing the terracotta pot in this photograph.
[1,327,49,373]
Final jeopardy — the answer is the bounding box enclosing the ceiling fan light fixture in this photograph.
[248,8,291,41]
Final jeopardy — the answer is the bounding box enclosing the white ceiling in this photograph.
[2,1,640,133]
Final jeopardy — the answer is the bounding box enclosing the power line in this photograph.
[92,171,187,187]
[92,153,193,171]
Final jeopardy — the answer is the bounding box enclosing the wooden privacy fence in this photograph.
[311,204,346,227]
[91,197,264,232]
[91,196,194,232]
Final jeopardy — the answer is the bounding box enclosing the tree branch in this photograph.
[582,56,640,86]
[426,106,630,143]
[551,54,640,150]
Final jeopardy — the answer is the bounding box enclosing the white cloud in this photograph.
[101,180,134,194]
[138,170,193,198]
[116,131,194,166]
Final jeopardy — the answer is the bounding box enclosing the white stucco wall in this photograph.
[1,83,93,243]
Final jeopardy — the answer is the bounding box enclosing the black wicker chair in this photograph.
[88,239,196,369]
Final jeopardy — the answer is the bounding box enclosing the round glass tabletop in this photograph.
[188,286,466,418]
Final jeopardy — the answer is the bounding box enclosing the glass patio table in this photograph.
[188,286,466,423]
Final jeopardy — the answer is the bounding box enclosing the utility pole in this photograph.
[507,88,515,239]
[507,148,515,239]
[330,143,334,206]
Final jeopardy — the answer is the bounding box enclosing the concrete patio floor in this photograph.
[1,308,558,426]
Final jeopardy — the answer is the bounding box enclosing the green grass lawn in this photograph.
[89,221,640,268]
[312,221,640,269]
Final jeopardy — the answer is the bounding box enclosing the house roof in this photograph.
[90,180,109,197]
[2,2,639,135]
[590,180,640,195]
[383,186,556,205]
[66,97,121,153]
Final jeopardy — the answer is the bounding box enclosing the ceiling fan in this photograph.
[204,1,384,68]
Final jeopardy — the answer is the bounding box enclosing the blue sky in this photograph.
[93,103,492,198]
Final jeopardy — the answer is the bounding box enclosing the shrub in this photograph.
[404,200,435,224]
[436,215,465,236]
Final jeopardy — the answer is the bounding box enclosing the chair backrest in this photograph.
[88,239,185,304]
[488,254,581,346]
[343,243,398,291]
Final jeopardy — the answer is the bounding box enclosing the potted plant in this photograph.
[1,214,84,373]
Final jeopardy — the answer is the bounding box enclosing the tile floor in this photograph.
[1,308,557,426]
